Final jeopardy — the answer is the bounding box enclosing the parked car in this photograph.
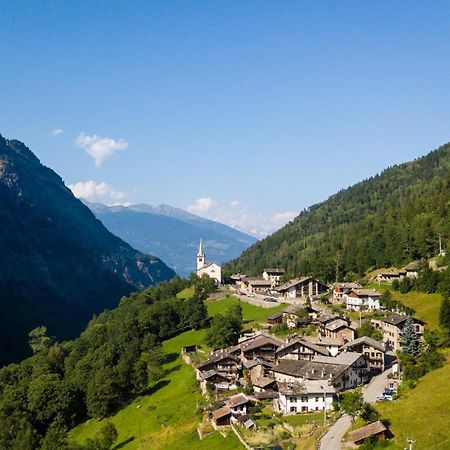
[375,395,386,402]
[383,394,393,401]
[263,296,278,303]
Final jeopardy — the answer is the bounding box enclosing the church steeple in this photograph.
[197,239,205,271]
[198,239,204,257]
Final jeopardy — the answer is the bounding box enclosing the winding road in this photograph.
[319,370,389,450]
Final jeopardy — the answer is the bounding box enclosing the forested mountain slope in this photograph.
[225,143,450,281]
[0,135,175,365]
[85,201,256,276]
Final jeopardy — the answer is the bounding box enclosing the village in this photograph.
[189,242,427,448]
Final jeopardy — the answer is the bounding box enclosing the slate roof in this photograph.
[276,277,311,291]
[242,277,272,286]
[273,359,348,381]
[243,358,273,370]
[325,319,354,332]
[199,370,229,381]
[333,282,362,289]
[313,351,363,366]
[212,405,232,420]
[278,380,336,395]
[276,336,330,356]
[382,313,425,326]
[316,314,340,324]
[348,289,381,297]
[225,393,249,408]
[253,377,276,388]
[240,334,283,353]
[267,312,283,321]
[196,352,239,370]
[306,336,345,347]
[341,336,385,353]
[348,420,387,443]
[263,268,286,274]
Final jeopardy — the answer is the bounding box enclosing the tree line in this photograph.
[225,143,450,283]
[0,275,216,449]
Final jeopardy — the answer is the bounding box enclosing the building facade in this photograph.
[196,239,222,284]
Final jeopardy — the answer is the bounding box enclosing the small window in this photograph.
[315,396,320,402]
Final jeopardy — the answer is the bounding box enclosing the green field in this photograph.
[374,357,450,449]
[69,328,243,449]
[69,296,284,450]
[366,284,443,330]
[391,291,443,330]
[176,287,195,299]
[206,296,286,324]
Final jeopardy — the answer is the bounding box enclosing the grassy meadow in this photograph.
[374,358,450,449]
[69,328,243,449]
[69,295,284,449]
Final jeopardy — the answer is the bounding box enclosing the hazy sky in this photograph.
[1,1,450,237]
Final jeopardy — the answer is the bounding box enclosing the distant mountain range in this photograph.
[226,143,450,281]
[84,201,257,276]
[0,135,175,365]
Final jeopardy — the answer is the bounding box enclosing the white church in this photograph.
[196,239,222,285]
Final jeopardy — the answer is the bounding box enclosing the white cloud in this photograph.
[68,180,126,204]
[75,132,128,167]
[186,197,297,238]
[186,197,217,214]
[49,128,63,136]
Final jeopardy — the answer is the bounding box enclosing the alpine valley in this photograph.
[84,201,257,277]
[0,135,175,365]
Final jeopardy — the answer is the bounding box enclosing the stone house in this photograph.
[340,336,385,373]
[272,352,369,391]
[275,277,328,299]
[274,380,335,414]
[262,268,285,285]
[240,276,273,294]
[376,313,425,352]
[276,336,330,361]
[332,282,362,302]
[345,288,381,311]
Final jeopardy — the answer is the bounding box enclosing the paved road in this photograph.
[362,369,389,403]
[319,414,352,450]
[319,370,390,450]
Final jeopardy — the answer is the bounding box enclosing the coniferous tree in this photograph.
[401,318,421,357]
[439,297,450,331]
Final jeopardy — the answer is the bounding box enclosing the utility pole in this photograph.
[438,234,443,255]
[406,438,416,450]
[323,387,326,426]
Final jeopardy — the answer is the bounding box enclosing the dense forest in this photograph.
[0,135,175,366]
[0,275,214,449]
[225,143,450,282]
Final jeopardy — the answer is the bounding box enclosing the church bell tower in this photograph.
[197,239,205,271]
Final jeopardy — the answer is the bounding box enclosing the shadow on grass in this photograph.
[164,352,179,364]
[163,363,182,376]
[113,436,135,449]
[141,379,170,396]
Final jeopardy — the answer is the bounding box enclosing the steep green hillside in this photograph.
[226,143,450,281]
[0,134,175,365]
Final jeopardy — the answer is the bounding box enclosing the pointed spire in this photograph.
[198,238,204,257]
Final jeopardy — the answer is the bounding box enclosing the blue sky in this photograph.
[1,1,450,236]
